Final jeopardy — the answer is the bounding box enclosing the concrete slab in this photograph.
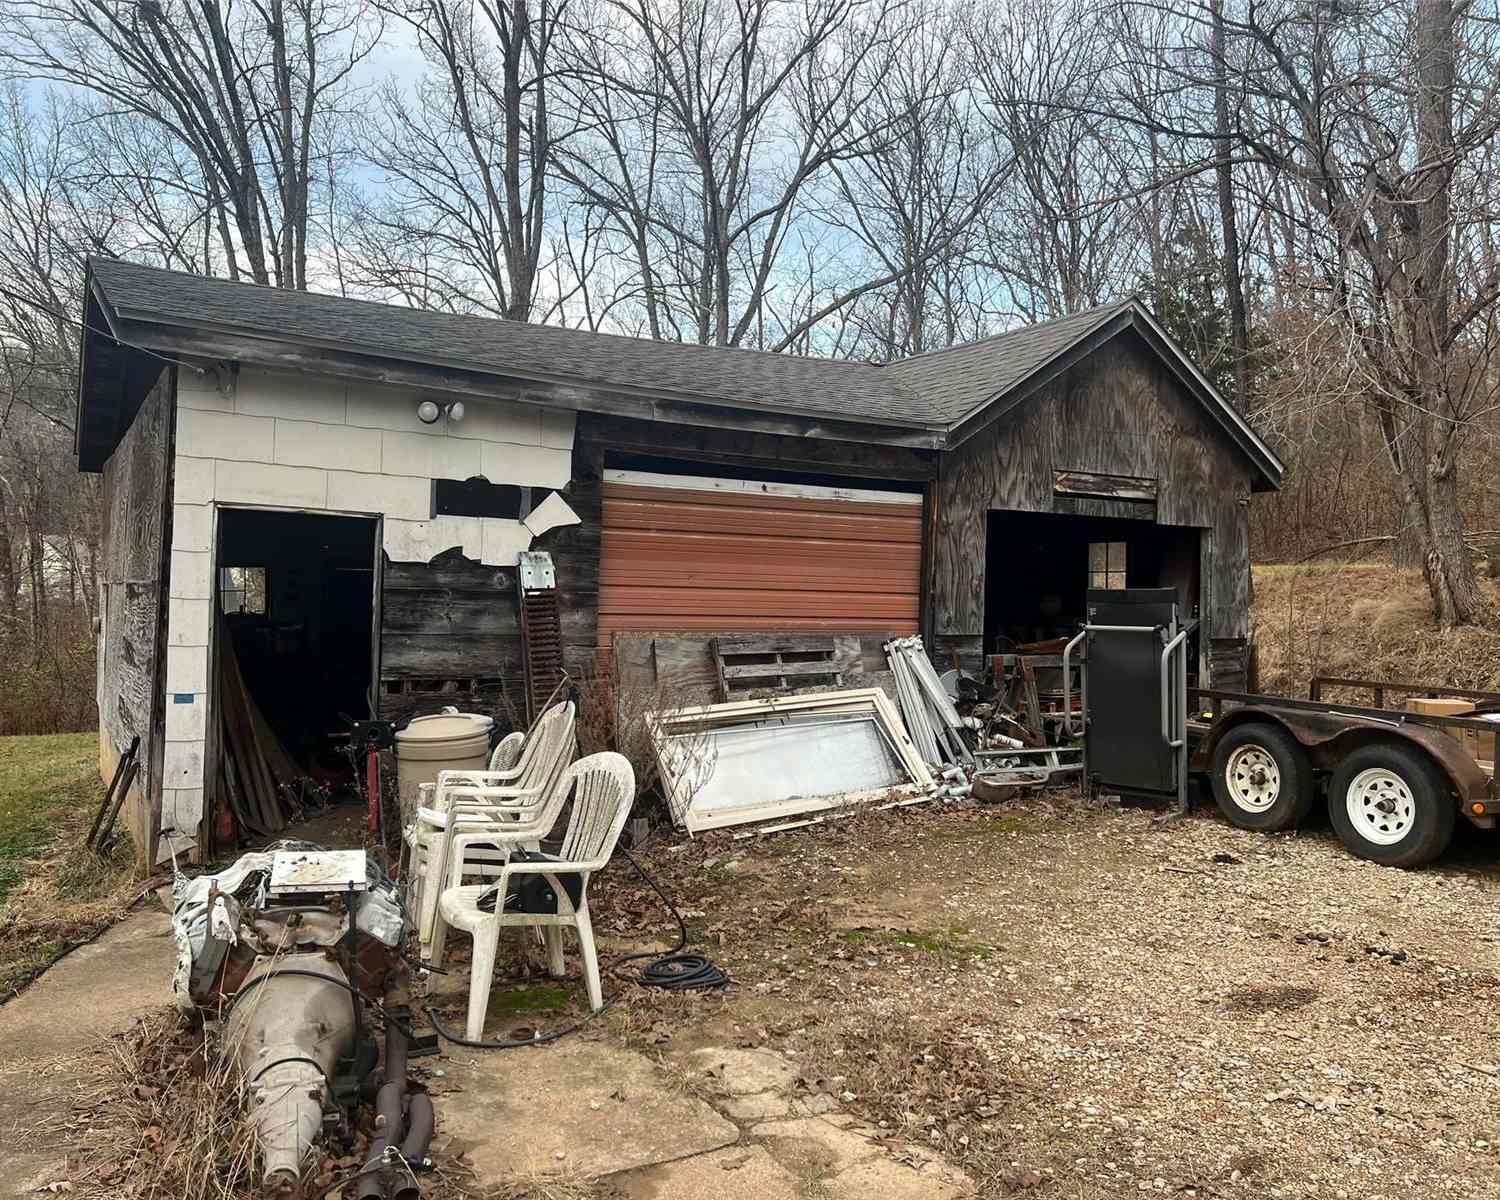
[682,1046,800,1096]
[749,1115,882,1175]
[614,1145,801,1200]
[0,909,175,1067]
[434,1036,738,1181]
[827,1155,974,1199]
[720,1090,793,1122]
[0,910,174,1199]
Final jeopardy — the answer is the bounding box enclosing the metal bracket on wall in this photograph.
[518,551,563,721]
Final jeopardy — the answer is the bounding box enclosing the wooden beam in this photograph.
[1053,470,1158,501]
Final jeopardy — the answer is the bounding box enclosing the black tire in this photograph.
[1209,722,1316,831]
[1327,742,1455,867]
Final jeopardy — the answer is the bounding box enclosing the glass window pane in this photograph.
[1108,571,1126,590]
[1108,542,1127,571]
[1089,543,1106,572]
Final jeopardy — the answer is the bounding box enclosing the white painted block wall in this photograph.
[157,363,578,862]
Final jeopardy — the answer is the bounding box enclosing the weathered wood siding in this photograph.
[98,366,173,863]
[377,477,601,725]
[932,331,1252,667]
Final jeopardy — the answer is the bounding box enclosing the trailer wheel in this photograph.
[1328,742,1455,867]
[1209,723,1315,831]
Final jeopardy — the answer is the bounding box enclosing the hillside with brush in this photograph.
[1250,564,1500,699]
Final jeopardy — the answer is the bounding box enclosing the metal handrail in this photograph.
[1060,631,1087,737]
[1160,628,1190,748]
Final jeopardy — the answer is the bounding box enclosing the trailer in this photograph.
[1187,679,1498,867]
[1061,590,1497,868]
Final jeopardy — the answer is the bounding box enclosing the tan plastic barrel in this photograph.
[394,712,494,818]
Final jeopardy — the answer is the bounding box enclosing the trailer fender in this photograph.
[1195,705,1491,815]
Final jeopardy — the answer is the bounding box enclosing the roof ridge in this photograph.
[879,298,1137,368]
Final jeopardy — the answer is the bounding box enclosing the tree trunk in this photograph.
[1210,0,1251,412]
[1409,0,1483,623]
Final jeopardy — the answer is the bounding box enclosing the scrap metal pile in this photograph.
[171,843,432,1198]
[644,636,1081,836]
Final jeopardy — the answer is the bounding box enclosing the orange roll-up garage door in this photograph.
[598,470,923,648]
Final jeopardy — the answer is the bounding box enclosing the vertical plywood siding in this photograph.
[598,479,922,647]
[98,366,173,864]
[932,331,1253,647]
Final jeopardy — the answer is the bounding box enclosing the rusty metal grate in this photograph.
[519,556,565,721]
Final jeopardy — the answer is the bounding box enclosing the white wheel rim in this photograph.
[1346,767,1416,846]
[1225,744,1281,812]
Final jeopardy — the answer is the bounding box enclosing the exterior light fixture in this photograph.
[416,399,441,424]
[447,400,465,422]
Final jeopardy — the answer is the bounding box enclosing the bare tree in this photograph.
[1116,0,1500,623]
[2,0,379,289]
[355,0,562,319]
[968,0,1162,320]
[552,0,929,349]
[816,6,1009,357]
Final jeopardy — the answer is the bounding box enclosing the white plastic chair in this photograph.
[489,730,526,772]
[431,752,635,1037]
[402,703,576,951]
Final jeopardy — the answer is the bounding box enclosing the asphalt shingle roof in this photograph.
[84,257,1278,484]
[882,302,1133,424]
[91,257,934,429]
[89,257,1139,433]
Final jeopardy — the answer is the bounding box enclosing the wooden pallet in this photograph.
[712,634,845,698]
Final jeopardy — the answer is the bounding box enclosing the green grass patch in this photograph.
[0,732,136,1000]
[486,983,574,1020]
[0,732,101,904]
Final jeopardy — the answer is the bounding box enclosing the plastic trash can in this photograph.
[394,711,494,819]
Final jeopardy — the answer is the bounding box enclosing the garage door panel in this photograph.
[604,498,920,543]
[599,585,919,620]
[601,537,919,590]
[604,482,918,518]
[599,476,922,646]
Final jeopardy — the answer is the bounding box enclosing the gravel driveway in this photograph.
[596,793,1500,1198]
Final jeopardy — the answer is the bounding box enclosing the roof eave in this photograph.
[107,314,950,451]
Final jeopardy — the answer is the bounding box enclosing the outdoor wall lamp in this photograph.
[416,399,466,424]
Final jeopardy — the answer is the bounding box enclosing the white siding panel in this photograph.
[275,419,382,472]
[328,470,432,519]
[540,408,575,449]
[178,409,275,462]
[172,503,213,552]
[174,456,215,505]
[480,442,572,488]
[381,431,484,479]
[459,400,541,446]
[169,550,212,599]
[237,368,348,423]
[216,460,329,508]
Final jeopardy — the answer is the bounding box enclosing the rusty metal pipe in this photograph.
[357,1080,405,1200]
[399,1092,434,1163]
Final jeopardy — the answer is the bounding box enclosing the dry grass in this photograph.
[68,1011,262,1200]
[1251,563,1500,697]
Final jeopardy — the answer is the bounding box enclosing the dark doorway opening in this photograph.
[216,508,379,769]
[983,509,1200,654]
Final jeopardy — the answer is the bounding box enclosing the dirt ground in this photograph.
[578,791,1500,1199]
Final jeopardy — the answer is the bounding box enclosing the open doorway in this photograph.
[216,508,379,777]
[983,509,1200,656]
